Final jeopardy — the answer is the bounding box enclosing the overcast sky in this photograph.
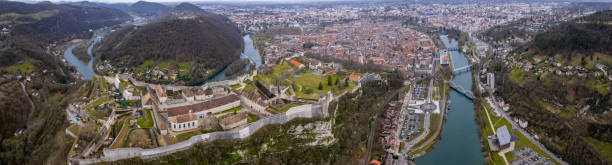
[13,0,612,4]
[18,0,351,3]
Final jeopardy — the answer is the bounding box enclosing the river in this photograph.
[64,32,261,83]
[63,29,109,80]
[202,35,261,83]
[414,35,485,164]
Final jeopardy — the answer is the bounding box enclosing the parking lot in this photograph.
[411,84,427,100]
[512,147,553,165]
[400,113,422,139]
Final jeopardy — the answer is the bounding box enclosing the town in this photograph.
[1,1,609,165]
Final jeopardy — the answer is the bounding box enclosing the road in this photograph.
[402,82,447,158]
[481,82,568,165]
[364,88,400,165]
[20,82,42,131]
[481,104,509,165]
[404,113,431,151]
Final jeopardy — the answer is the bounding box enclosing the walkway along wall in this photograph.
[70,99,330,165]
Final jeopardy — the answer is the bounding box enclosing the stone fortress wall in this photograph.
[70,99,330,165]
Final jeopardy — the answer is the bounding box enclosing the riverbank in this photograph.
[62,28,108,80]
[408,73,451,158]
[72,41,92,62]
[413,35,485,164]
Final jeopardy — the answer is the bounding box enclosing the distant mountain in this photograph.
[65,1,131,13]
[67,1,213,21]
[0,1,131,45]
[95,15,244,85]
[171,2,209,16]
[129,0,170,18]
[36,1,53,4]
[128,1,213,19]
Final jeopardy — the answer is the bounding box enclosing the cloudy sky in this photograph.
[18,0,352,3]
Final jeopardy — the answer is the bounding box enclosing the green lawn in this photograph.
[277,103,302,113]
[509,68,527,83]
[589,79,609,95]
[176,130,205,142]
[248,114,260,123]
[67,124,79,135]
[480,99,559,165]
[214,106,242,115]
[255,61,295,86]
[289,71,354,99]
[230,83,242,90]
[584,137,612,163]
[84,96,110,110]
[409,138,436,157]
[3,58,35,73]
[242,83,256,92]
[0,9,58,24]
[99,76,108,91]
[412,114,441,151]
[137,109,154,128]
[110,125,129,149]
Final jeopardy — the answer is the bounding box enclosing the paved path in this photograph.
[481,104,508,165]
[482,83,568,165]
[20,82,42,131]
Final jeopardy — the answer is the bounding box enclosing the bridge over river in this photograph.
[447,81,474,100]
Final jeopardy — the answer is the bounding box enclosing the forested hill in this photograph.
[129,1,170,18]
[95,15,244,84]
[128,1,213,19]
[172,2,209,16]
[0,1,131,46]
[0,2,129,164]
[529,10,612,57]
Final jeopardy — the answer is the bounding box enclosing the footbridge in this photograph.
[447,81,474,100]
[453,65,471,74]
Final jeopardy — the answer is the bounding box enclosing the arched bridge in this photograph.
[447,81,474,100]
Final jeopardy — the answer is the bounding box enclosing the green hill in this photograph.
[1,1,131,46]
[489,10,612,165]
[129,1,170,18]
[95,15,244,85]
[530,10,612,59]
[0,1,129,164]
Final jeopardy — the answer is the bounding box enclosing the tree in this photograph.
[344,78,349,87]
[335,77,340,86]
[318,82,323,90]
[328,76,333,86]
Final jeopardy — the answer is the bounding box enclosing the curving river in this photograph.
[64,32,261,82]
[202,35,262,83]
[63,29,109,80]
[414,35,485,164]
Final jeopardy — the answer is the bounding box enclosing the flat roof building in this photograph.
[496,125,511,149]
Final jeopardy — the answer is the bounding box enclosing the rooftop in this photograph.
[496,125,511,146]
[167,94,240,117]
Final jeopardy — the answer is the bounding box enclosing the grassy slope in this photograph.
[137,109,154,128]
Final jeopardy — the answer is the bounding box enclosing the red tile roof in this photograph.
[167,94,239,117]
[289,60,303,67]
